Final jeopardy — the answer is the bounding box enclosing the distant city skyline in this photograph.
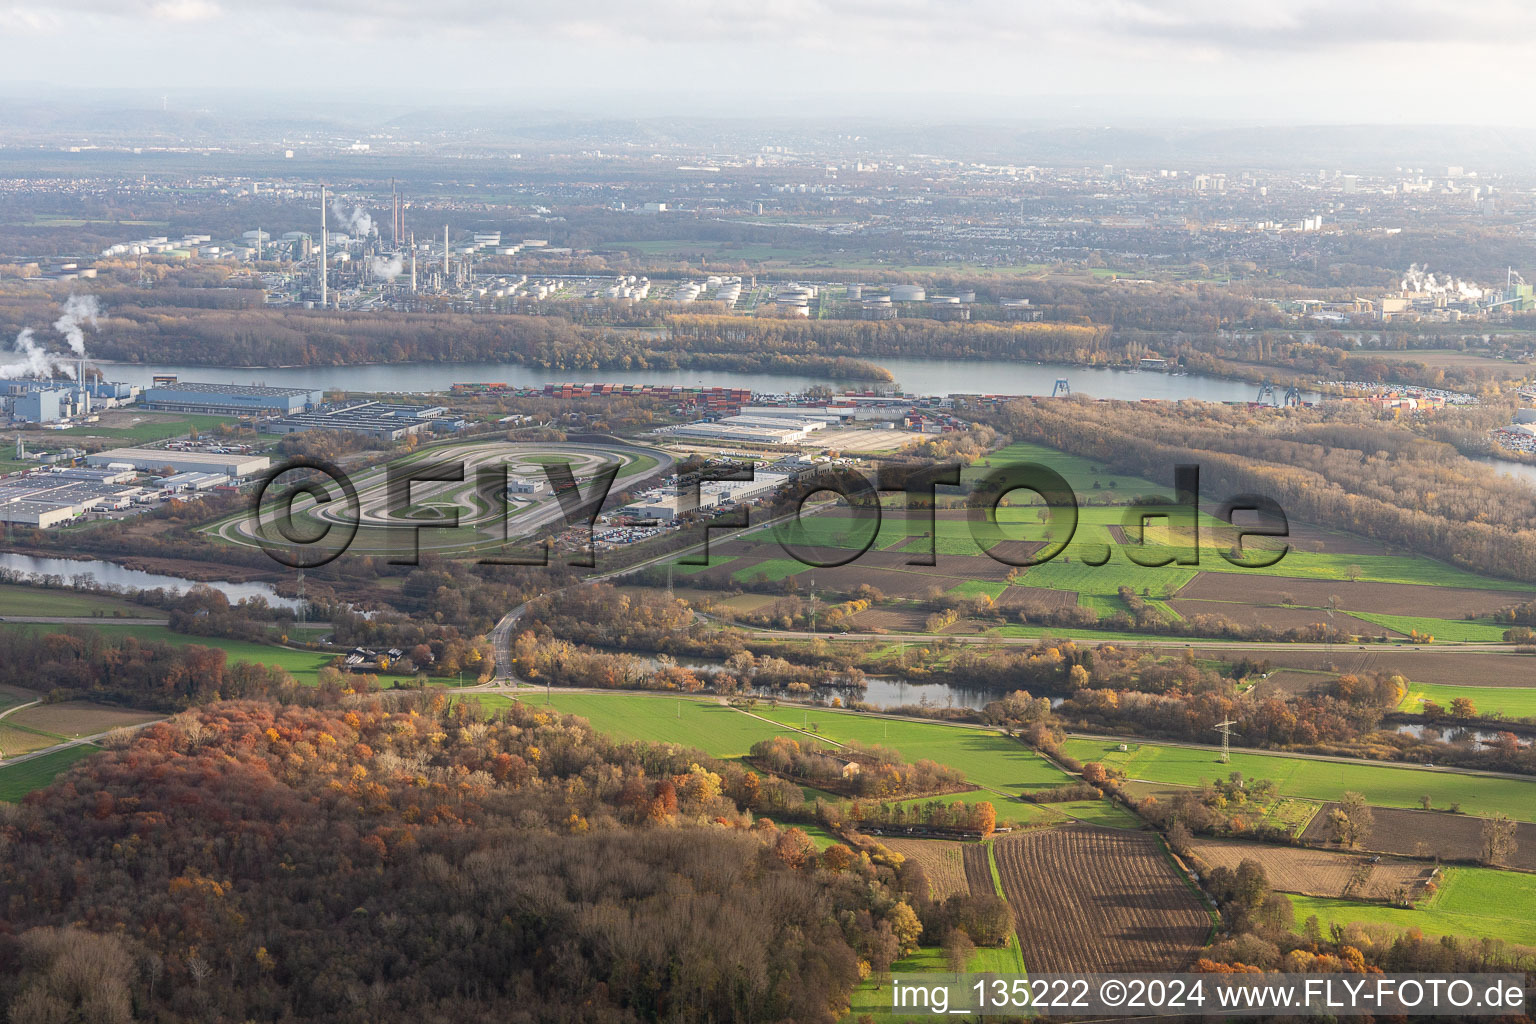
[2,0,1535,125]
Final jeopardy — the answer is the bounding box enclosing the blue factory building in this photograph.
[142,382,323,416]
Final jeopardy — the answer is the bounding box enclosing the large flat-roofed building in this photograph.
[0,470,145,527]
[262,401,440,441]
[86,447,270,477]
[141,382,322,417]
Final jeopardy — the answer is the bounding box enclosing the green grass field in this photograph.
[54,412,236,443]
[0,744,95,801]
[478,692,1139,827]
[1398,684,1536,721]
[750,706,1141,827]
[731,557,810,584]
[961,441,1162,494]
[1063,738,1536,821]
[1349,613,1510,643]
[1289,867,1536,947]
[476,692,799,759]
[0,584,154,618]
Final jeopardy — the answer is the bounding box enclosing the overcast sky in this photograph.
[3,0,1535,123]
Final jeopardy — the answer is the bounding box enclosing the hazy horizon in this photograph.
[3,0,1535,126]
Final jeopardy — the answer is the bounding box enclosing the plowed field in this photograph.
[992,826,1210,972]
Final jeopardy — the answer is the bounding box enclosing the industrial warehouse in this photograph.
[84,447,271,477]
[0,466,146,527]
[620,469,790,521]
[663,408,840,445]
[263,400,461,441]
[140,381,322,417]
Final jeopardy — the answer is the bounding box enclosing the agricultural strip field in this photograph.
[0,744,96,801]
[1300,804,1536,872]
[1288,867,1536,947]
[1176,573,1532,616]
[880,837,970,900]
[994,826,1211,972]
[1186,839,1430,900]
[1063,738,1536,821]
[1193,647,1536,687]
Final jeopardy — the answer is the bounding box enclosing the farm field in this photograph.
[1186,839,1430,900]
[1063,737,1536,820]
[0,684,37,711]
[0,584,155,618]
[1196,647,1536,687]
[749,706,1071,796]
[0,724,64,756]
[1349,612,1509,643]
[5,701,161,738]
[487,692,1141,828]
[993,826,1211,972]
[1300,803,1536,872]
[1398,683,1536,720]
[879,837,970,900]
[1288,867,1536,947]
[0,744,95,801]
[477,692,797,759]
[748,706,1139,828]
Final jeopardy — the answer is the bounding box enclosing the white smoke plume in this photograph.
[53,293,100,356]
[1401,263,1485,301]
[369,255,404,282]
[332,200,374,238]
[0,328,72,379]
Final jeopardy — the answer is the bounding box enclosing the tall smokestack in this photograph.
[410,232,417,293]
[444,223,449,284]
[320,184,329,308]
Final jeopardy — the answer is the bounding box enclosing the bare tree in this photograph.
[1480,815,1519,866]
[1329,792,1374,849]
[943,928,976,977]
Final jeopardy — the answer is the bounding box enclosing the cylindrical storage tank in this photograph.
[890,284,926,301]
